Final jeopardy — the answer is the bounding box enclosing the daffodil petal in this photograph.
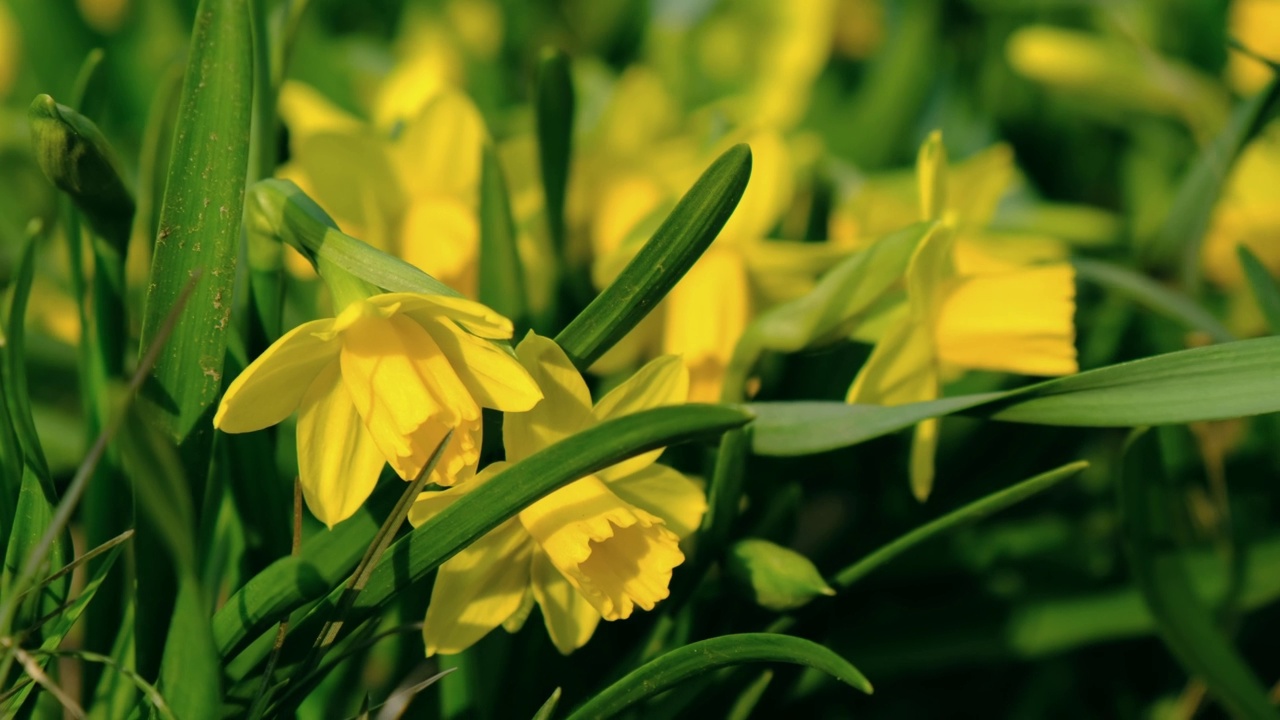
[422,518,531,656]
[395,90,487,200]
[369,292,513,339]
[424,320,542,412]
[400,197,479,297]
[934,265,1078,377]
[531,548,601,655]
[293,131,405,230]
[296,360,387,528]
[608,463,706,540]
[662,246,750,403]
[519,475,684,621]
[339,312,480,480]
[214,318,339,434]
[408,462,507,527]
[278,81,362,143]
[846,317,938,407]
[504,333,593,461]
[592,354,688,481]
[910,418,939,502]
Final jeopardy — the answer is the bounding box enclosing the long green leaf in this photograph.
[1237,245,1280,334]
[227,404,752,702]
[1146,77,1280,284]
[555,144,752,370]
[137,0,253,458]
[1119,430,1278,719]
[1073,258,1235,343]
[478,144,528,326]
[833,461,1088,587]
[563,634,871,720]
[751,336,1280,455]
[534,47,573,255]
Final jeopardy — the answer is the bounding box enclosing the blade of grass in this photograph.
[531,687,561,720]
[478,145,528,327]
[534,47,573,258]
[563,634,870,720]
[834,461,1088,587]
[136,0,253,470]
[555,144,752,371]
[751,335,1280,455]
[1119,430,1278,719]
[1237,245,1280,334]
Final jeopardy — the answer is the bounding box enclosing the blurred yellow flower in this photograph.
[847,133,1077,500]
[0,3,17,99]
[279,87,488,295]
[214,293,541,527]
[1227,0,1280,95]
[411,333,704,655]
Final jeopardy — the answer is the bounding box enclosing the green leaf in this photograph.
[137,0,253,456]
[751,336,1280,456]
[531,687,561,720]
[832,461,1088,587]
[555,144,752,371]
[1073,258,1235,343]
[246,178,461,299]
[227,404,753,702]
[478,143,528,326]
[3,232,52,482]
[1145,77,1280,284]
[723,222,931,401]
[1119,430,1278,720]
[727,539,835,611]
[28,94,135,251]
[1237,245,1280,334]
[534,47,574,255]
[563,634,871,720]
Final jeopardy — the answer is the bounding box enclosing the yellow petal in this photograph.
[916,130,947,222]
[505,333,593,461]
[292,131,405,232]
[593,355,688,482]
[400,196,479,297]
[910,418,939,502]
[422,518,532,656]
[609,463,706,539]
[277,81,362,144]
[934,265,1078,377]
[945,144,1014,229]
[423,320,543,413]
[519,475,684,621]
[339,312,481,481]
[295,360,387,528]
[531,548,601,655]
[371,292,513,339]
[395,90,487,200]
[409,462,507,528]
[214,318,339,433]
[846,317,938,407]
[716,130,793,242]
[662,246,750,403]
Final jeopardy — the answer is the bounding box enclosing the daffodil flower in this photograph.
[409,333,705,656]
[847,132,1077,501]
[213,293,542,528]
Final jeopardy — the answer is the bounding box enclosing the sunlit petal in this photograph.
[520,475,684,621]
[593,355,688,481]
[295,361,387,528]
[214,318,339,433]
[531,548,601,655]
[505,333,593,461]
[662,246,750,403]
[609,463,707,539]
[424,320,542,413]
[422,519,532,656]
[371,292,514,339]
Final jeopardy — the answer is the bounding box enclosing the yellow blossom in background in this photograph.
[76,0,130,34]
[1226,0,1280,95]
[214,293,542,527]
[279,87,488,295]
[0,3,17,99]
[590,130,841,402]
[847,133,1077,501]
[1201,120,1280,332]
[410,333,704,655]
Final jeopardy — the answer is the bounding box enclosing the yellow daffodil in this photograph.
[1201,120,1280,332]
[410,333,705,656]
[214,293,542,528]
[848,133,1077,500]
[589,129,841,402]
[1226,0,1280,96]
[278,86,487,294]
